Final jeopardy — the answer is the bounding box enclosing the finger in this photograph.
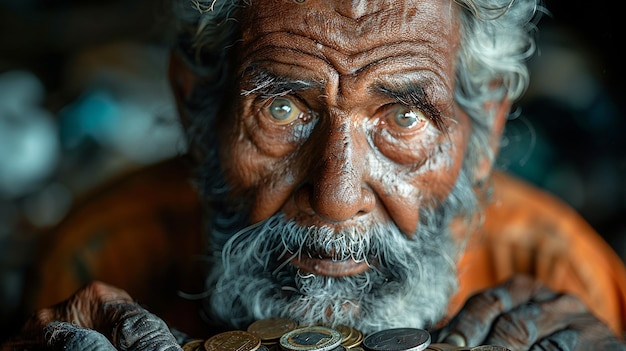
[484,294,587,349]
[8,282,181,351]
[109,304,183,351]
[19,281,136,330]
[44,321,117,351]
[527,312,626,351]
[438,275,556,346]
[528,326,624,351]
[529,329,577,351]
[57,282,182,350]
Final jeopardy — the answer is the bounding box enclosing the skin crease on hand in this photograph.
[219,0,470,276]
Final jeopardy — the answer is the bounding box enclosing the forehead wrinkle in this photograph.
[298,2,457,56]
[324,41,453,80]
[238,32,340,87]
[241,0,459,58]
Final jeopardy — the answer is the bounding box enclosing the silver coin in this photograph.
[362,328,431,351]
[280,325,343,351]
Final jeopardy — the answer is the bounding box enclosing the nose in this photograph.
[305,122,375,222]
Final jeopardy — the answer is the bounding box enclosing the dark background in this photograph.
[0,0,624,343]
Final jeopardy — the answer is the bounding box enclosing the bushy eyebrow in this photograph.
[373,84,447,132]
[240,67,321,98]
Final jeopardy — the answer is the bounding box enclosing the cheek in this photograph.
[419,118,471,202]
[217,111,266,194]
[217,110,300,216]
[390,118,470,206]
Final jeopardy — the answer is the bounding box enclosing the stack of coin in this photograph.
[181,330,263,351]
[203,330,263,351]
[179,319,509,351]
[334,325,364,349]
[248,317,299,346]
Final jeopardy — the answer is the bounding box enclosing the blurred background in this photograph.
[0,0,624,343]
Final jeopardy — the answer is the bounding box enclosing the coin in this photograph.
[362,328,431,351]
[247,317,298,342]
[182,339,205,351]
[341,327,363,349]
[333,325,353,343]
[204,330,262,351]
[280,325,343,351]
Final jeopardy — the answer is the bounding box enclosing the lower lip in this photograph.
[290,257,372,277]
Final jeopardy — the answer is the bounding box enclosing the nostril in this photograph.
[360,187,376,213]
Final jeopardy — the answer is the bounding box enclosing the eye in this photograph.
[390,106,428,130]
[267,97,303,125]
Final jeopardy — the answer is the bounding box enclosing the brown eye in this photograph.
[391,106,427,129]
[268,97,302,124]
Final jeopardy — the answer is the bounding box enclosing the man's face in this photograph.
[205,0,476,333]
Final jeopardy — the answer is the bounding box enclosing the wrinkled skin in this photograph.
[433,275,625,350]
[3,0,625,350]
[2,282,182,351]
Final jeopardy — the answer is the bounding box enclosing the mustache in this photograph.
[218,208,457,280]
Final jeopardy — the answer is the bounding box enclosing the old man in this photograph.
[4,0,626,350]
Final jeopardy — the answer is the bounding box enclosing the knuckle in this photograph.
[551,293,586,313]
[17,307,55,334]
[529,329,577,351]
[488,307,540,347]
[74,281,133,305]
[466,286,513,315]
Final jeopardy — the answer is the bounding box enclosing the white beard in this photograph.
[203,202,465,334]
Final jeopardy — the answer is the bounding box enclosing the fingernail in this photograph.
[443,333,467,347]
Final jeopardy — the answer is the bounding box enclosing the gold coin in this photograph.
[248,317,298,342]
[341,327,363,349]
[204,330,262,351]
[333,325,353,343]
[182,339,205,351]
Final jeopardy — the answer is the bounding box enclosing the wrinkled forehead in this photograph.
[239,0,460,56]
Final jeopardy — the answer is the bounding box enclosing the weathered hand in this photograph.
[2,281,182,351]
[434,275,625,351]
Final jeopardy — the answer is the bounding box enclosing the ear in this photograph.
[168,50,199,129]
[474,97,511,185]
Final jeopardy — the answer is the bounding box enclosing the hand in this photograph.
[434,275,625,350]
[2,281,182,351]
